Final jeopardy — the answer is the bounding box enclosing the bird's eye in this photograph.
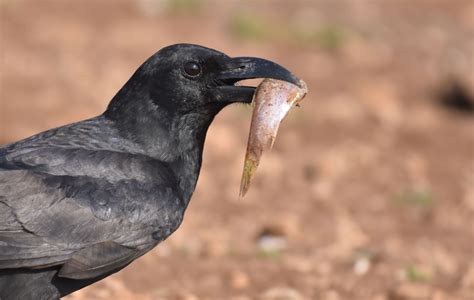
[183,62,201,78]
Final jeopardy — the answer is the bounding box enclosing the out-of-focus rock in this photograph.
[315,261,333,276]
[231,296,252,300]
[356,80,403,128]
[353,255,371,275]
[103,278,154,300]
[284,255,314,273]
[311,179,334,201]
[253,152,285,183]
[64,277,155,300]
[175,290,199,300]
[371,294,388,300]
[320,93,366,124]
[352,248,377,276]
[463,165,474,211]
[261,287,304,300]
[394,283,431,299]
[328,208,369,258]
[258,234,286,255]
[404,153,429,188]
[272,215,300,238]
[431,290,447,300]
[342,36,394,69]
[153,243,172,258]
[229,270,250,290]
[461,2,474,27]
[431,247,458,276]
[257,225,288,254]
[202,239,228,258]
[321,290,340,300]
[301,274,331,291]
[462,262,474,288]
[437,80,474,114]
[167,234,203,258]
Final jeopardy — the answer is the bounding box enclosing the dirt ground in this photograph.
[1,0,473,299]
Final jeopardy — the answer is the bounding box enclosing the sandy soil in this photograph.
[1,0,473,299]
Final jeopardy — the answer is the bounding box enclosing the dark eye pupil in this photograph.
[184,62,201,77]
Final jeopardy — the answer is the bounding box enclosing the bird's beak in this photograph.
[210,57,301,104]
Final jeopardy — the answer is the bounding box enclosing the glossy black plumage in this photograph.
[0,44,298,299]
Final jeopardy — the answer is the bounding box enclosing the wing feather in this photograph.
[0,147,181,279]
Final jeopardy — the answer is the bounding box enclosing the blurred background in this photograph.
[1,0,473,299]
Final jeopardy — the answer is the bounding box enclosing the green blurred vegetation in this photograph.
[258,248,282,260]
[230,11,348,51]
[403,264,433,282]
[230,13,272,41]
[291,24,346,51]
[394,189,434,208]
[162,0,204,14]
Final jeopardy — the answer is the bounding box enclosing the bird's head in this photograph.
[106,44,300,117]
[104,44,300,161]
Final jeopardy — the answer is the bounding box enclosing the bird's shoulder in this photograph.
[0,144,185,228]
[1,115,142,157]
[1,115,178,184]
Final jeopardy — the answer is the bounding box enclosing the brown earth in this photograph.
[1,0,473,299]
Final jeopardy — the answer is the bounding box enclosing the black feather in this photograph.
[0,43,297,299]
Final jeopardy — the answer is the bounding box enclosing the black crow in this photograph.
[0,44,299,299]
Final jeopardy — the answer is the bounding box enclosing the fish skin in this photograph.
[240,79,308,197]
